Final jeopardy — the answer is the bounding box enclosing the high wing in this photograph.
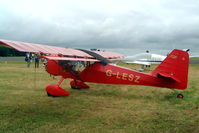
[0,39,123,61]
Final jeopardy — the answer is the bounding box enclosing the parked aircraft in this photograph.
[124,52,166,71]
[124,53,166,65]
[0,40,189,98]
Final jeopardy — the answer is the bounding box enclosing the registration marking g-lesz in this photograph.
[106,69,140,83]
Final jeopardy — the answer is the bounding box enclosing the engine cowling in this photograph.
[46,60,62,75]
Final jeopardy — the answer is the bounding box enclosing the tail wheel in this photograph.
[177,94,184,99]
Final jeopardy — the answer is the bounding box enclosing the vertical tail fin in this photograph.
[151,49,189,90]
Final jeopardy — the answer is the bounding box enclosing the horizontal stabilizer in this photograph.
[158,72,180,82]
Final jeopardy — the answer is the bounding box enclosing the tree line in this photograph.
[0,46,25,56]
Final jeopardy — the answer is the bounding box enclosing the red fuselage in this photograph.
[46,61,184,90]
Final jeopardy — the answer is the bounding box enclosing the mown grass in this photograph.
[190,57,199,60]
[0,62,198,133]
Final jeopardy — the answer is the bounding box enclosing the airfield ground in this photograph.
[0,62,198,133]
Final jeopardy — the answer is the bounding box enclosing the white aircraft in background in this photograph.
[123,51,166,71]
[123,49,189,71]
[124,53,166,66]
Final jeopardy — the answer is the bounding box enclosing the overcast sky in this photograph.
[0,0,199,56]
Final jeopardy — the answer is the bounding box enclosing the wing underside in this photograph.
[45,56,99,62]
[0,39,123,61]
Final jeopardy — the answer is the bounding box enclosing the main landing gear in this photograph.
[46,77,90,97]
[46,77,70,97]
[70,80,90,89]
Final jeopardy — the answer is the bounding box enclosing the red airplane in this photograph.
[0,40,189,98]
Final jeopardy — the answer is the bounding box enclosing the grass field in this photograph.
[190,57,199,60]
[0,62,198,133]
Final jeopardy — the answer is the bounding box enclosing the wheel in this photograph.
[177,94,184,99]
[47,92,59,97]
[46,84,70,97]
[47,92,51,96]
[71,86,80,89]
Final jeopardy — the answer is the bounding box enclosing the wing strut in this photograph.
[77,49,111,65]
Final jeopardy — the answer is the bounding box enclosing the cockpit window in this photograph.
[59,60,92,73]
[72,61,86,72]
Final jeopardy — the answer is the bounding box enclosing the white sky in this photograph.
[0,0,199,56]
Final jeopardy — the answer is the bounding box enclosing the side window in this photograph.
[59,61,87,73]
[72,61,86,72]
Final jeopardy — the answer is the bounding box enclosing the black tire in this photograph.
[47,93,59,97]
[177,94,184,99]
[71,86,80,89]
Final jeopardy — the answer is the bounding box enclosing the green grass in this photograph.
[190,57,199,61]
[0,62,198,133]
